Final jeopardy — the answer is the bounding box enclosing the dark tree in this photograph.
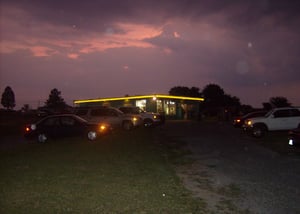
[223,94,241,107]
[1,86,16,110]
[169,86,201,97]
[202,84,225,107]
[269,96,291,107]
[45,88,66,111]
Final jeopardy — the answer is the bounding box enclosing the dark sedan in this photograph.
[24,114,111,143]
[233,110,267,128]
[288,128,300,152]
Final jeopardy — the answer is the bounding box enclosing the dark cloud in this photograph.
[1,0,300,108]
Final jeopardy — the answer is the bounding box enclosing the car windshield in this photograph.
[120,107,140,114]
[73,115,88,123]
[244,111,267,119]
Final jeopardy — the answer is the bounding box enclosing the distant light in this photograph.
[248,42,253,48]
[289,139,294,146]
[123,65,129,71]
[152,96,157,101]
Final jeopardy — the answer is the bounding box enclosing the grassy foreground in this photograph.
[0,128,205,213]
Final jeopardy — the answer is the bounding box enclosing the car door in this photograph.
[271,109,292,130]
[105,108,122,128]
[60,116,83,137]
[89,108,106,124]
[289,109,300,129]
[39,117,61,138]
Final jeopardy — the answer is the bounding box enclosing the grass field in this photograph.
[0,127,205,213]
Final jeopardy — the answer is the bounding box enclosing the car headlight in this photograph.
[245,120,252,126]
[98,124,108,132]
[31,124,36,130]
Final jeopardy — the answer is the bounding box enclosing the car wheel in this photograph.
[144,119,154,128]
[252,125,266,138]
[123,121,133,131]
[87,131,97,141]
[38,133,47,143]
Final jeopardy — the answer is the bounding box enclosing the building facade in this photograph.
[74,94,204,120]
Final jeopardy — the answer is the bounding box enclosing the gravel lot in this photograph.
[157,120,300,214]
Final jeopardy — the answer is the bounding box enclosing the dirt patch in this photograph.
[176,160,250,214]
[156,121,300,214]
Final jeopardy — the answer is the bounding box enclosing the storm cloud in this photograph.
[1,0,300,108]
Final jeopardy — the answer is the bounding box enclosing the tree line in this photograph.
[1,84,293,116]
[1,87,67,112]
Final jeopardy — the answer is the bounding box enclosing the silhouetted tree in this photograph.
[45,88,66,111]
[202,84,225,112]
[1,86,16,110]
[169,86,201,97]
[202,84,225,107]
[223,94,241,107]
[269,96,291,107]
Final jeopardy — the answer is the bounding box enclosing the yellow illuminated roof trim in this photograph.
[74,94,204,104]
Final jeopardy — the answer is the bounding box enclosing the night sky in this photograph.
[1,0,300,109]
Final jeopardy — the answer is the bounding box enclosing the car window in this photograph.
[61,117,76,126]
[290,109,300,117]
[107,109,119,116]
[91,108,106,116]
[119,107,130,114]
[273,110,290,118]
[119,107,139,114]
[75,109,88,116]
[42,117,60,126]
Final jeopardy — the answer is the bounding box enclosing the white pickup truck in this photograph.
[243,107,300,137]
[119,106,163,127]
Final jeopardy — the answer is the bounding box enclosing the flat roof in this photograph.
[74,94,204,104]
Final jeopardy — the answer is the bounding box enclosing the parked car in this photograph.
[74,106,142,130]
[24,114,111,143]
[233,110,267,128]
[243,107,300,137]
[119,106,162,127]
[288,128,300,151]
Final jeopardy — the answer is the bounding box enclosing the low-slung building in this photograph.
[74,94,204,120]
